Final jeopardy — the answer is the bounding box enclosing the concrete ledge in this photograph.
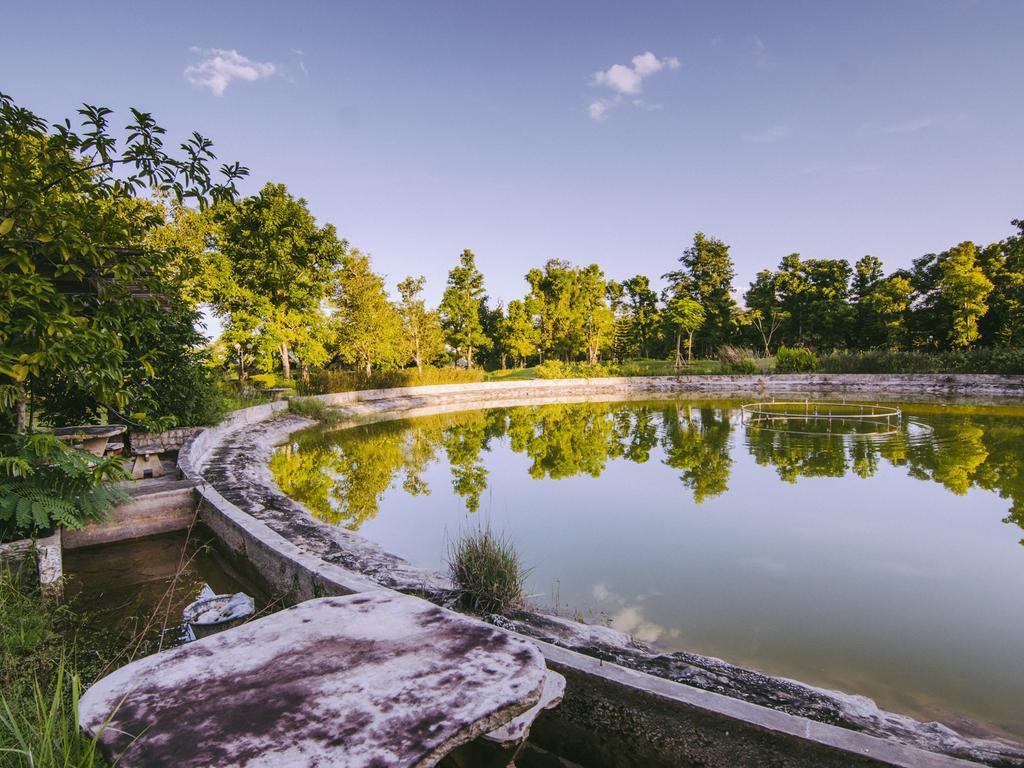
[179,375,1024,768]
[0,530,63,595]
[62,479,199,550]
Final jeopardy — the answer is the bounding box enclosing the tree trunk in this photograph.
[687,332,694,362]
[500,352,507,370]
[15,383,27,434]
[674,331,682,370]
[280,342,291,380]
[364,358,372,377]
[467,346,473,368]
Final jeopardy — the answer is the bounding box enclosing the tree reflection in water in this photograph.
[270,400,1024,542]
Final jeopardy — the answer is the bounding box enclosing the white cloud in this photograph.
[588,51,680,120]
[588,99,611,121]
[185,48,277,96]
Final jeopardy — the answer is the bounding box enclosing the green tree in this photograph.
[212,182,346,380]
[868,274,913,349]
[621,276,661,358]
[743,269,788,356]
[939,241,993,349]
[497,299,539,367]
[977,222,1024,346]
[332,251,405,376]
[663,233,737,354]
[663,294,705,367]
[578,264,615,364]
[0,93,244,532]
[439,249,490,367]
[397,275,446,372]
[852,255,885,346]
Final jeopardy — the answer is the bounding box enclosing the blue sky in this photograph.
[4,1,1023,308]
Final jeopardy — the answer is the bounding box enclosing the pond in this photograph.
[271,396,1024,741]
[63,527,266,659]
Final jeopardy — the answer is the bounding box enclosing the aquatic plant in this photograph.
[447,524,529,614]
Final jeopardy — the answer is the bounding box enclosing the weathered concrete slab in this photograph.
[79,592,547,768]
[62,478,197,549]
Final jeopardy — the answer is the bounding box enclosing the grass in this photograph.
[484,357,741,381]
[287,397,340,423]
[447,524,529,615]
[0,567,109,768]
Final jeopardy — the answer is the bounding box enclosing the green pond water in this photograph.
[272,397,1024,741]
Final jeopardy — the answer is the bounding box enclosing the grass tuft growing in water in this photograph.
[447,524,529,614]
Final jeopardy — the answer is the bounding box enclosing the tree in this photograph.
[977,221,1024,347]
[525,260,613,363]
[397,276,445,372]
[773,254,852,349]
[852,255,885,346]
[0,93,244,533]
[332,251,405,376]
[212,183,346,380]
[578,264,614,364]
[663,233,736,354]
[744,269,787,356]
[867,274,913,349]
[939,241,993,349]
[663,294,705,368]
[496,299,539,368]
[621,276,661,358]
[439,250,490,367]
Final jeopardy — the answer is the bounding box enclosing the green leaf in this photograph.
[0,217,13,236]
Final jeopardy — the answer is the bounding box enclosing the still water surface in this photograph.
[272,397,1024,740]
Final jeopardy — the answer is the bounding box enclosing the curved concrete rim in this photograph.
[179,374,1024,768]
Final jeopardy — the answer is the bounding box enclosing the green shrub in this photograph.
[536,361,617,379]
[295,366,484,396]
[723,358,761,375]
[818,348,1024,375]
[534,360,567,379]
[447,525,529,614]
[248,373,294,390]
[719,346,761,374]
[775,346,818,373]
[1,434,128,538]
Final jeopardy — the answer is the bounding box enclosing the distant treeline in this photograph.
[183,183,1022,377]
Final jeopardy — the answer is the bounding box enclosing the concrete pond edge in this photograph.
[178,374,1024,768]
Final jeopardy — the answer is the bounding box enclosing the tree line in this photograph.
[177,183,1024,378]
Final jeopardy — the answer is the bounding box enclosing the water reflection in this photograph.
[271,399,1024,542]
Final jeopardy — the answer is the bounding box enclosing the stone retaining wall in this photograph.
[179,375,1024,768]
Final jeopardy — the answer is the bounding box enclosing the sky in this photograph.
[4,0,1023,311]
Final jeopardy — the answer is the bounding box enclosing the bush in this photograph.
[295,366,484,396]
[774,346,818,373]
[447,525,529,614]
[724,358,761,375]
[818,348,1024,375]
[719,346,761,374]
[536,361,616,379]
[248,373,294,390]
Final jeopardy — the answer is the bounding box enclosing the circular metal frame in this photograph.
[740,400,902,435]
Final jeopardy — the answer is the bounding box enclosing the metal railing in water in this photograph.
[740,400,902,435]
